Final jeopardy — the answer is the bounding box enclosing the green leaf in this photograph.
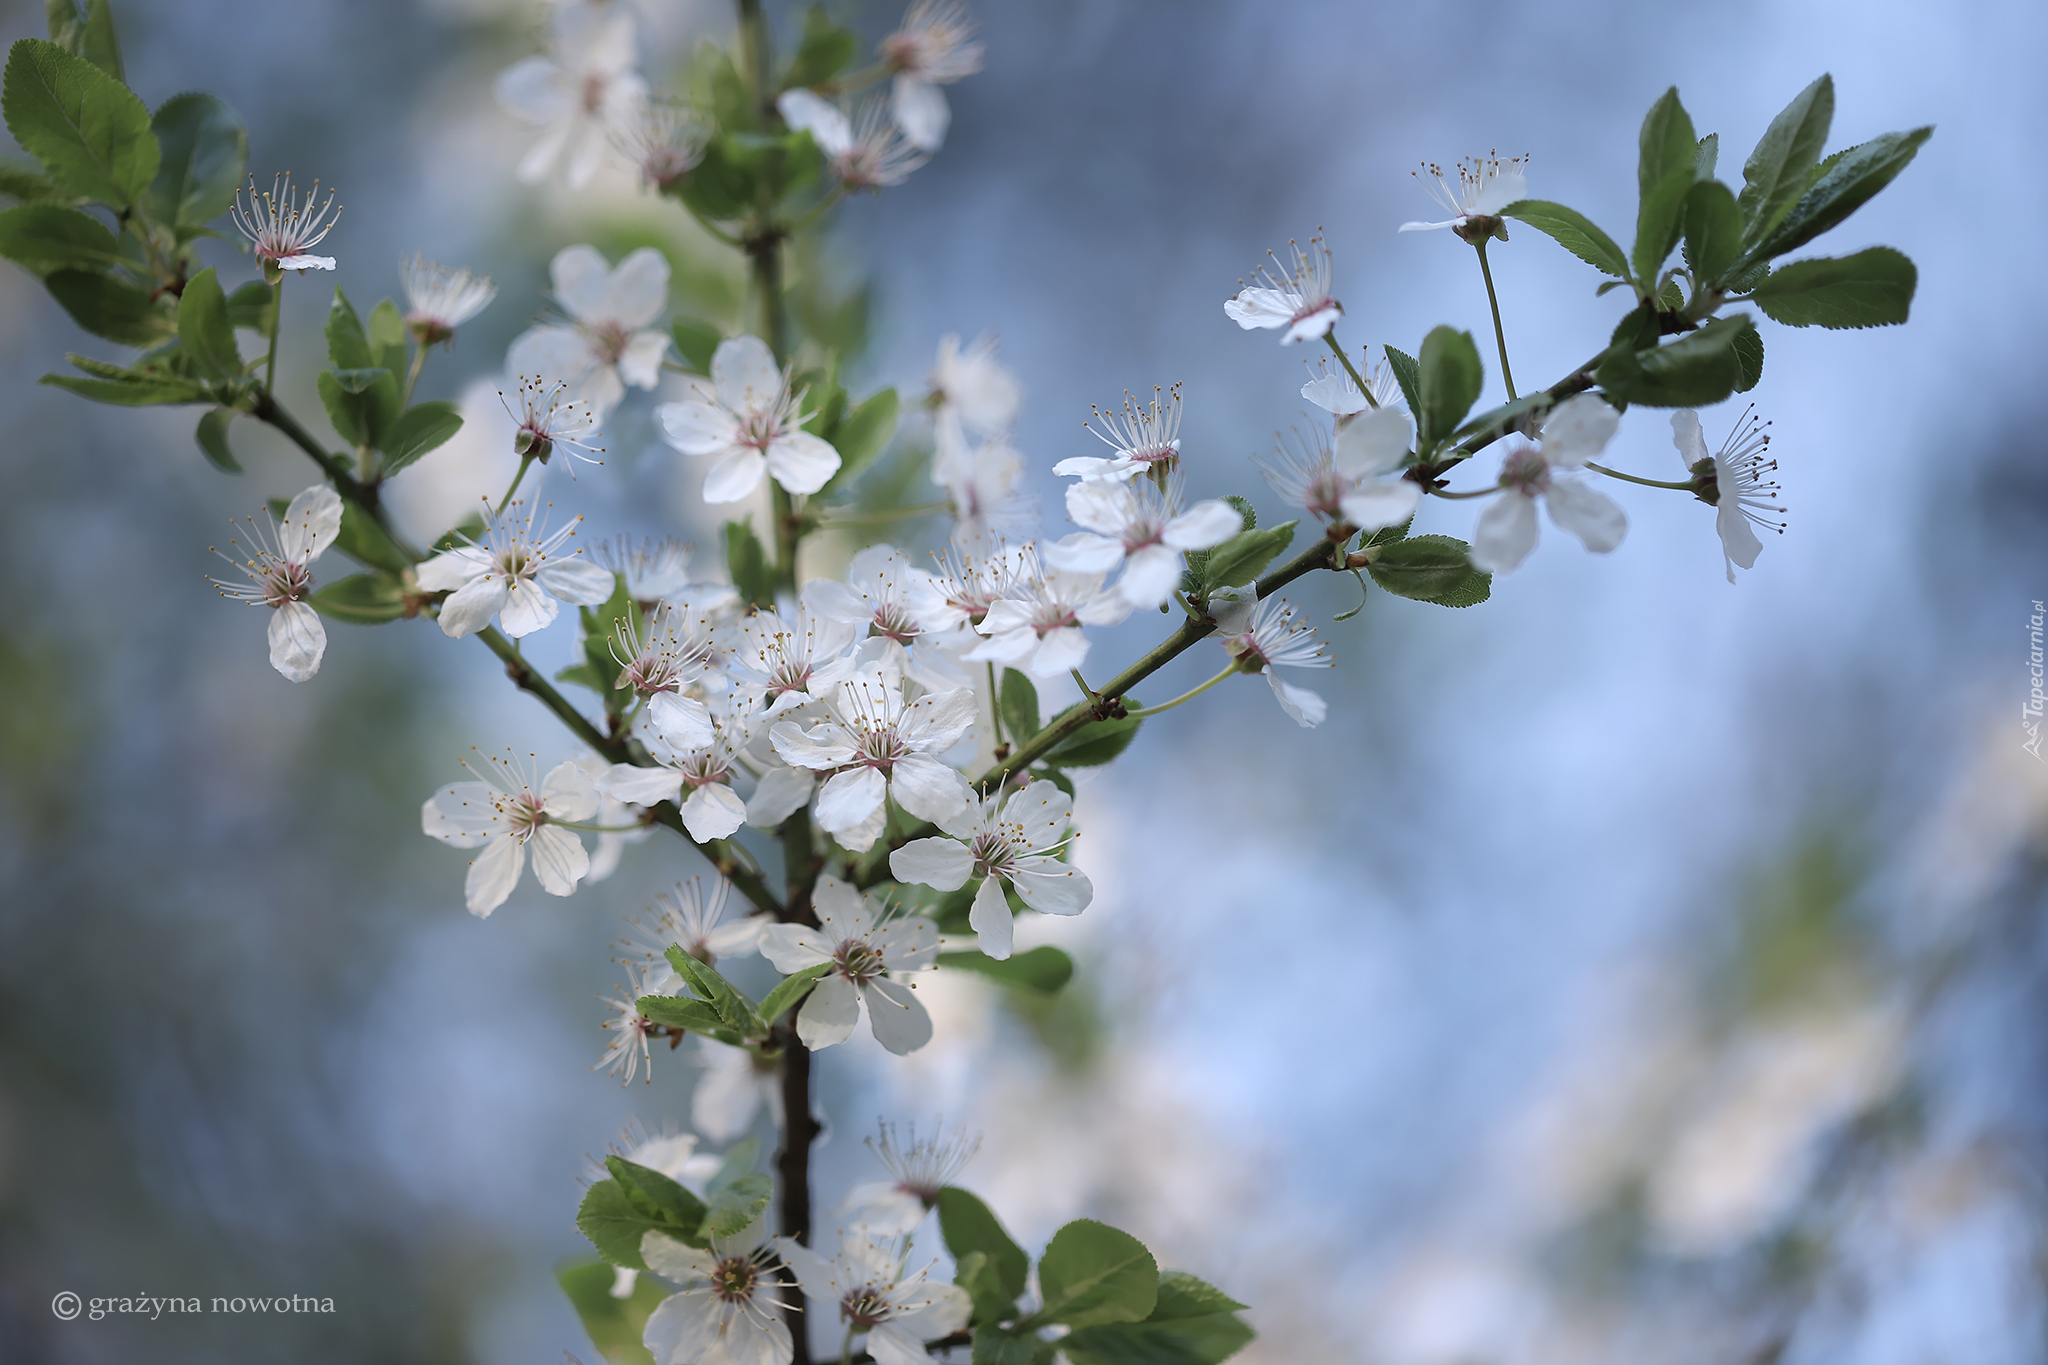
[1451,393,1549,444]
[555,660,606,693]
[1044,707,1142,768]
[335,500,413,575]
[146,92,246,228]
[1632,88,1698,283]
[324,287,371,369]
[1365,534,1491,607]
[2,37,157,208]
[1382,344,1423,418]
[1035,1220,1159,1329]
[382,400,463,472]
[557,1258,665,1365]
[783,3,858,88]
[317,367,401,448]
[0,201,120,272]
[1416,325,1484,450]
[194,405,239,472]
[44,267,171,344]
[757,964,829,1026]
[670,316,721,373]
[1733,324,1764,393]
[1194,521,1295,596]
[819,386,898,496]
[973,1326,1056,1365]
[937,1187,1028,1304]
[368,299,406,373]
[723,519,773,609]
[939,946,1074,994]
[575,1180,668,1272]
[1749,245,1915,329]
[1740,74,1834,245]
[0,156,66,202]
[1000,670,1041,741]
[954,1250,1013,1325]
[702,1173,773,1240]
[309,573,407,624]
[1062,1272,1256,1365]
[1693,132,1719,181]
[225,279,270,332]
[1598,313,1756,408]
[1749,126,1932,262]
[1499,200,1631,280]
[606,1156,709,1245]
[1681,180,1743,285]
[664,947,763,1037]
[636,994,733,1037]
[45,0,124,82]
[176,266,240,378]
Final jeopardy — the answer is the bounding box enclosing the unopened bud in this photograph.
[514,428,554,463]
[1687,457,1720,506]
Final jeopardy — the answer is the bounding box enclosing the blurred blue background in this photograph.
[3,0,2046,1361]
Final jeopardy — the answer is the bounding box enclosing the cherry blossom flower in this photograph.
[731,603,860,718]
[758,875,939,1053]
[1672,407,1783,584]
[1052,385,1183,482]
[621,877,767,969]
[1223,235,1340,344]
[910,540,1036,650]
[1046,469,1242,609]
[1210,587,1332,728]
[934,437,1036,545]
[769,666,976,850]
[507,245,671,416]
[641,1222,793,1365]
[878,0,984,151]
[608,602,715,747]
[890,782,1091,959]
[209,483,342,683]
[744,756,818,834]
[610,100,708,191]
[594,535,736,611]
[494,5,647,189]
[657,335,842,502]
[781,1232,971,1365]
[965,564,1130,681]
[599,712,753,843]
[400,254,497,346]
[776,91,929,191]
[230,174,339,274]
[414,492,615,639]
[1399,151,1529,234]
[805,545,965,691]
[1301,351,1403,416]
[1256,408,1421,531]
[839,1122,980,1234]
[501,376,605,472]
[596,958,680,1086]
[421,752,600,917]
[693,1037,783,1142]
[1469,394,1628,574]
[928,332,1021,454]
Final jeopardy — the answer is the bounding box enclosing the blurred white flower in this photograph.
[414,491,615,638]
[1399,151,1529,233]
[609,602,715,747]
[929,332,1021,451]
[594,958,677,1086]
[778,90,930,191]
[1672,407,1783,584]
[805,545,964,692]
[1052,384,1183,482]
[508,245,671,416]
[693,1036,783,1142]
[839,1121,980,1234]
[911,540,1037,649]
[878,0,985,151]
[594,535,733,608]
[611,99,709,191]
[622,877,767,969]
[1469,393,1627,574]
[494,5,647,188]
[758,875,940,1054]
[1223,234,1340,344]
[1211,586,1331,728]
[1301,350,1402,415]
[658,335,842,502]
[890,781,1091,960]
[420,752,599,916]
[770,666,976,850]
[641,1221,792,1365]
[230,173,339,273]
[1046,469,1241,609]
[781,1231,971,1365]
[209,483,342,683]
[935,437,1037,545]
[965,563,1130,681]
[573,749,651,883]
[401,254,497,346]
[1258,407,1421,531]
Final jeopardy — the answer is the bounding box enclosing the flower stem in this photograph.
[402,339,428,408]
[1586,461,1695,491]
[1070,668,1097,701]
[1123,664,1237,718]
[839,1325,856,1365]
[1428,482,1502,500]
[817,501,949,526]
[496,453,535,514]
[263,277,283,396]
[1323,332,1380,409]
[986,663,1006,749]
[1474,239,1516,400]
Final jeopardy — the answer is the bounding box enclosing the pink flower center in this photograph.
[262,559,312,609]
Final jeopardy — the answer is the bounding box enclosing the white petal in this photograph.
[464,835,523,917]
[1337,477,1422,531]
[1333,406,1415,477]
[759,924,835,973]
[814,766,888,833]
[813,874,875,939]
[279,484,343,562]
[1717,499,1764,575]
[647,693,714,752]
[797,974,861,1049]
[641,1231,719,1284]
[1397,218,1459,232]
[542,759,601,821]
[711,335,782,413]
[1010,858,1092,916]
[1545,476,1629,553]
[887,754,971,823]
[535,557,616,607]
[1025,626,1090,680]
[1116,543,1183,609]
[868,1322,936,1365]
[1670,408,1709,470]
[528,823,589,895]
[596,762,685,806]
[414,545,490,592]
[1471,168,1528,216]
[1163,498,1244,551]
[1281,304,1341,344]
[681,783,748,841]
[1470,492,1539,574]
[437,573,509,638]
[550,245,617,323]
[1302,372,1367,416]
[765,432,842,495]
[1042,531,1125,576]
[692,1041,765,1141]
[497,578,561,638]
[891,74,950,151]
[493,55,567,123]
[701,449,768,504]
[642,1287,722,1365]
[898,686,977,752]
[277,254,335,272]
[776,1239,840,1309]
[770,721,856,771]
[658,399,740,456]
[1269,672,1328,728]
[606,247,671,330]
[888,1284,971,1344]
[1539,393,1620,467]
[776,89,851,157]
[1222,287,1296,330]
[618,330,670,389]
[889,837,974,891]
[874,916,938,974]
[267,600,326,682]
[745,766,815,829]
[864,977,933,1054]
[968,877,1013,960]
[577,364,627,418]
[507,325,595,386]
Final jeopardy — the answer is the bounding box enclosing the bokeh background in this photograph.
[4,0,2046,1361]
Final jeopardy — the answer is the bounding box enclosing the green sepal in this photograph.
[1365,534,1491,608]
[1381,343,1423,417]
[937,1187,1029,1306]
[782,3,858,88]
[818,386,898,497]
[1739,74,1834,247]
[2,37,157,208]
[1746,125,1932,264]
[1498,199,1631,281]
[664,946,764,1037]
[1031,1219,1158,1329]
[309,573,407,624]
[939,946,1074,995]
[1749,246,1915,329]
[1043,706,1142,768]
[0,201,121,273]
[194,405,239,472]
[176,266,240,378]
[556,1258,666,1365]
[317,366,400,448]
[1416,325,1483,450]
[1062,1272,1256,1365]
[758,963,830,1025]
[45,267,172,344]
[999,669,1041,741]
[1680,179,1743,286]
[146,91,246,229]
[381,400,463,473]
[671,315,721,373]
[723,519,774,609]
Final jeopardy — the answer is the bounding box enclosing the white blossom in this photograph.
[878,0,985,151]
[890,782,1091,960]
[1223,235,1340,344]
[508,245,671,416]
[693,1037,783,1142]
[935,436,1037,545]
[658,335,842,502]
[594,535,736,610]
[965,563,1130,681]
[1470,393,1628,574]
[732,603,861,718]
[502,376,606,471]
[595,958,678,1085]
[641,1222,793,1365]
[401,254,497,346]
[230,173,339,273]
[1301,351,1403,416]
[1399,151,1529,233]
[839,1121,980,1234]
[1046,469,1242,609]
[421,752,600,917]
[1210,586,1332,728]
[928,332,1021,453]
[1052,385,1183,482]
[1256,407,1421,531]
[494,5,647,189]
[598,711,754,843]
[911,540,1036,650]
[1672,407,1783,584]
[777,90,929,191]
[611,100,709,191]
[770,666,976,850]
[781,1232,971,1365]
[758,875,939,1054]
[805,545,965,692]
[609,602,716,748]
[414,491,615,639]
[621,877,767,970]
[209,483,342,683]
